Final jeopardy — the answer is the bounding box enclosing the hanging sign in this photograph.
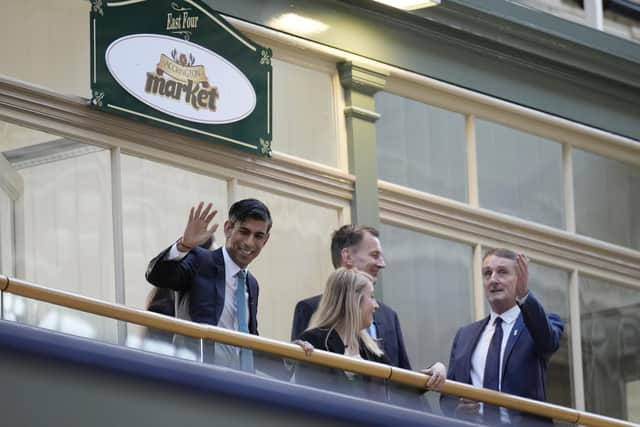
[90,0,272,156]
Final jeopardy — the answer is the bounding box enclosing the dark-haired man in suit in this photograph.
[291,224,445,384]
[146,199,271,365]
[441,249,564,426]
[291,225,411,368]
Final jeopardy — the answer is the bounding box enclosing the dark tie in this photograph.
[235,270,254,372]
[483,317,503,423]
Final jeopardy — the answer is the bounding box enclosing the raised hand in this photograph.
[179,201,218,251]
[515,253,529,299]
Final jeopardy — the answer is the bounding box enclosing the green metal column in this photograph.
[338,61,388,229]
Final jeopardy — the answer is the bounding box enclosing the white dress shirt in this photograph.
[470,304,521,423]
[367,322,378,340]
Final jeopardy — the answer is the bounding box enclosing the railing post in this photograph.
[570,270,586,411]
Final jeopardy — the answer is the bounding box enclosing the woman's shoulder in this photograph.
[299,328,344,352]
[299,327,330,343]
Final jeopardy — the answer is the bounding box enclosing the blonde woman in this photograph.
[295,267,446,391]
[297,267,385,365]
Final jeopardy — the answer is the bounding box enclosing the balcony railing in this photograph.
[0,274,635,427]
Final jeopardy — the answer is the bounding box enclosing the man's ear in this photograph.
[223,220,233,238]
[341,247,353,268]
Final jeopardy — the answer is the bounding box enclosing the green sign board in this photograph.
[90,0,272,156]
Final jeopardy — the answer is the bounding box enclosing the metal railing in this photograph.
[0,274,635,427]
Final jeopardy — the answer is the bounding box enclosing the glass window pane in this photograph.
[375,92,468,202]
[580,275,640,420]
[9,145,116,343]
[19,149,115,301]
[573,149,640,250]
[477,120,565,228]
[4,294,118,344]
[120,155,228,311]
[235,185,339,342]
[272,58,339,167]
[379,225,473,369]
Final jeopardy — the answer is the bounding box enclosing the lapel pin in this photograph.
[513,329,518,336]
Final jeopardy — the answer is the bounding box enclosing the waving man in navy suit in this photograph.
[441,248,564,426]
[146,199,271,364]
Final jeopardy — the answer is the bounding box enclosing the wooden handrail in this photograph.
[0,275,636,427]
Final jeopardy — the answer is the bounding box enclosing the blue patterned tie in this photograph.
[235,270,254,372]
[483,317,503,423]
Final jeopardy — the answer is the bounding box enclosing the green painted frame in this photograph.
[90,0,273,156]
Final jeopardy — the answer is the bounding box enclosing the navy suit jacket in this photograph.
[146,246,259,335]
[291,294,412,370]
[441,293,564,425]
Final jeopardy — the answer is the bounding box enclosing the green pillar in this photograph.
[338,61,388,228]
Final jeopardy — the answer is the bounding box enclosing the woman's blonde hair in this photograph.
[308,267,382,357]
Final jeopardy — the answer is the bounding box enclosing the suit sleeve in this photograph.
[392,311,412,370]
[439,328,462,415]
[298,328,329,350]
[145,245,200,291]
[291,300,314,341]
[520,292,564,358]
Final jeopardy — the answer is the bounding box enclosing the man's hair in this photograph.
[228,198,272,232]
[483,248,517,262]
[330,225,379,268]
[308,267,382,357]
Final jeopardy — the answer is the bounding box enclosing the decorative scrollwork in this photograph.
[171,30,192,41]
[171,2,191,12]
[259,138,272,157]
[259,49,271,66]
[92,91,105,107]
[92,0,104,16]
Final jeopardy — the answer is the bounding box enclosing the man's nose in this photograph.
[377,256,386,269]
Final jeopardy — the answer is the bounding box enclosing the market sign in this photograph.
[90,0,272,156]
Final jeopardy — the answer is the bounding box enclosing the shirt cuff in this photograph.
[515,292,529,305]
[166,241,190,261]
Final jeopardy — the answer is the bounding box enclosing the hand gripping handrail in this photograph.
[0,274,636,427]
